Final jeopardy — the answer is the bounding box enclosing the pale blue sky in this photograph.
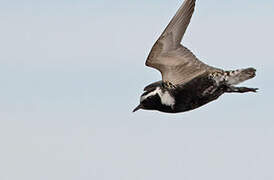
[0,0,274,180]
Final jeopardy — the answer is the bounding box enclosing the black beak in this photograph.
[133,104,143,113]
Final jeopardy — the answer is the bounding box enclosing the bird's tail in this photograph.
[226,68,256,85]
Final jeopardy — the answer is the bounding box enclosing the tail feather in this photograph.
[226,68,256,85]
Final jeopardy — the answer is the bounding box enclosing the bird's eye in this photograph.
[147,96,154,101]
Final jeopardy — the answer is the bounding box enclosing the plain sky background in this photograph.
[0,0,274,179]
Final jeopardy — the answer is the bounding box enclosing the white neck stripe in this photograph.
[141,87,175,107]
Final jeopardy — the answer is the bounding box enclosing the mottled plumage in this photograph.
[133,0,257,113]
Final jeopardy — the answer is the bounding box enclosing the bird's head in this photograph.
[133,87,162,112]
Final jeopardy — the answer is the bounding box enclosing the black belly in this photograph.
[158,75,226,113]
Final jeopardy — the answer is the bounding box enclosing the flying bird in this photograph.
[133,0,257,113]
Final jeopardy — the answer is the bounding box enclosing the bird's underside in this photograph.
[133,0,257,113]
[140,72,257,113]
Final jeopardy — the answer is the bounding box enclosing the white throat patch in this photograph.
[141,87,175,107]
[161,90,175,107]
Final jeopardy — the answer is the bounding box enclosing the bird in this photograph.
[133,0,257,113]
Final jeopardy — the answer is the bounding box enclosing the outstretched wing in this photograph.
[146,0,219,85]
